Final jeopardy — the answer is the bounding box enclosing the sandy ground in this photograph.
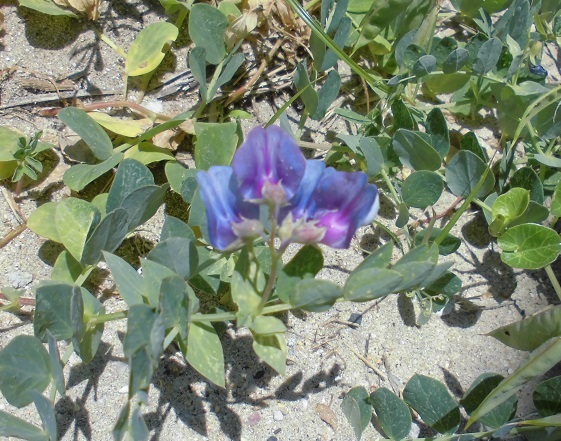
[1,1,560,440]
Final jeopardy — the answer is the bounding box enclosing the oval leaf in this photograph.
[344,268,403,302]
[370,387,412,440]
[189,4,228,64]
[445,150,495,198]
[342,386,371,441]
[125,22,179,76]
[392,129,442,171]
[402,170,444,209]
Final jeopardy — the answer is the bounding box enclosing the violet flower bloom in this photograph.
[280,165,379,249]
[232,126,306,208]
[196,166,262,251]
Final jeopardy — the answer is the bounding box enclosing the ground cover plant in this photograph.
[1,0,561,439]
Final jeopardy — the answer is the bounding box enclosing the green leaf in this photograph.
[124,143,174,165]
[51,251,83,284]
[231,271,262,327]
[283,245,324,278]
[125,22,178,76]
[189,4,228,64]
[402,170,444,209]
[342,386,371,440]
[207,52,245,102]
[344,268,403,302]
[442,48,469,73]
[414,228,461,256]
[106,158,154,213]
[312,69,341,120]
[141,259,177,306]
[294,61,319,115]
[460,373,517,428]
[32,393,57,441]
[431,37,457,65]
[160,215,196,242]
[489,188,529,236]
[55,197,100,262]
[103,252,145,306]
[81,208,129,266]
[552,181,561,217]
[58,108,113,161]
[412,54,437,77]
[445,150,495,198]
[120,184,169,232]
[27,202,61,242]
[189,47,209,101]
[165,162,197,196]
[252,333,286,375]
[391,99,415,131]
[534,376,561,417]
[403,374,460,434]
[507,166,544,204]
[147,238,199,280]
[358,137,384,177]
[63,153,124,192]
[72,287,105,363]
[426,108,450,158]
[139,111,191,143]
[392,130,442,171]
[290,279,343,312]
[473,37,503,75]
[466,337,561,429]
[185,321,225,387]
[18,0,77,17]
[0,410,48,441]
[33,281,74,341]
[250,315,286,336]
[194,122,238,170]
[487,305,561,351]
[0,335,51,408]
[498,224,561,269]
[460,132,486,161]
[370,387,412,441]
[159,276,198,339]
[355,242,393,271]
[47,332,65,397]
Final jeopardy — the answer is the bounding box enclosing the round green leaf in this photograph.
[0,335,51,408]
[392,129,442,171]
[498,224,561,269]
[194,122,238,170]
[403,374,460,434]
[370,387,412,440]
[445,150,495,198]
[342,387,371,440]
[402,170,444,209]
[552,181,561,217]
[189,4,228,65]
[252,333,286,375]
[125,22,179,76]
[412,54,437,77]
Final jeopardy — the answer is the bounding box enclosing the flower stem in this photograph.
[544,265,561,302]
[89,310,127,325]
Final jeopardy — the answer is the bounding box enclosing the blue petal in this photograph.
[232,126,306,201]
[280,159,325,221]
[196,166,259,250]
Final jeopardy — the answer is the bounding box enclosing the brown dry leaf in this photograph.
[225,7,262,48]
[315,403,337,431]
[151,129,186,151]
[53,0,102,20]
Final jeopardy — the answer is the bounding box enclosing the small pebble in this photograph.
[273,410,283,421]
[266,437,278,441]
[118,385,128,394]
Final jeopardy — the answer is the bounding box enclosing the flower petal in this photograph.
[232,126,306,201]
[196,166,259,250]
[279,159,325,222]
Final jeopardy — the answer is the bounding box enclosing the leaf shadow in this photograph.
[145,332,342,441]
[57,341,125,440]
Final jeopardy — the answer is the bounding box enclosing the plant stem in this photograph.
[92,26,127,58]
[544,265,561,302]
[380,169,401,205]
[89,310,127,325]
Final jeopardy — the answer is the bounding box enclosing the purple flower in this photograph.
[280,166,379,249]
[232,126,306,207]
[196,166,262,251]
